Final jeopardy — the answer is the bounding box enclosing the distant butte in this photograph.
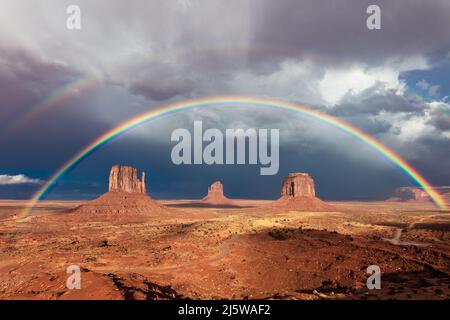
[274,172,334,211]
[390,187,431,203]
[74,165,169,215]
[202,181,237,206]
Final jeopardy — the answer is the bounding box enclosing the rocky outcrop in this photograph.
[436,187,450,205]
[74,192,167,215]
[391,187,430,202]
[275,172,334,211]
[206,181,225,198]
[202,181,237,206]
[74,165,171,215]
[109,165,146,194]
[281,173,315,198]
[390,187,450,207]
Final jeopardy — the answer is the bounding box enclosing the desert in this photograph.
[2,0,450,308]
[0,166,449,300]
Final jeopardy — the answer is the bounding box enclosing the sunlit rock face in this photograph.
[109,165,146,194]
[280,173,315,198]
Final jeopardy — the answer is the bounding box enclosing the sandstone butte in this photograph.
[274,172,334,211]
[74,165,168,215]
[108,165,146,194]
[389,186,450,205]
[202,181,237,206]
[390,187,431,202]
[74,166,334,214]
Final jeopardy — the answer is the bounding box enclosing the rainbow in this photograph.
[5,76,99,133]
[435,103,450,121]
[2,45,328,135]
[408,88,450,119]
[22,96,448,215]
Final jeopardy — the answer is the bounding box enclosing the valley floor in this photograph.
[0,199,449,300]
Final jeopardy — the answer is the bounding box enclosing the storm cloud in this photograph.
[1,0,450,199]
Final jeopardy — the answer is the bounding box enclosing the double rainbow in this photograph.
[22,96,448,215]
[6,76,99,133]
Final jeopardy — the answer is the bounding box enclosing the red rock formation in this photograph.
[74,165,170,215]
[402,186,450,205]
[202,181,237,206]
[74,192,167,215]
[275,172,334,211]
[141,172,146,194]
[281,173,315,198]
[109,165,146,194]
[207,181,225,197]
[390,187,431,203]
[436,187,450,205]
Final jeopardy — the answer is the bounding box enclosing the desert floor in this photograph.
[0,199,449,300]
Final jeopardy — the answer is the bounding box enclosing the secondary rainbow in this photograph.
[6,76,99,133]
[22,96,448,215]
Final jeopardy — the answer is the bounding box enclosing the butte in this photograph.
[201,181,238,207]
[389,187,431,203]
[73,165,170,215]
[273,172,334,211]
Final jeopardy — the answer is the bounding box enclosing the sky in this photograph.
[1,0,450,200]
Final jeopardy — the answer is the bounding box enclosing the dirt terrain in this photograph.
[0,199,449,300]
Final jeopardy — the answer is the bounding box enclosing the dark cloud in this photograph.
[332,85,426,117]
[407,133,450,185]
[0,0,449,199]
[251,0,450,65]
[0,45,78,121]
[129,76,195,101]
[431,115,450,131]
[428,105,450,131]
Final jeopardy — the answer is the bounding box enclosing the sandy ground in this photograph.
[0,199,449,300]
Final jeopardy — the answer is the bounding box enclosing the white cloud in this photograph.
[428,84,440,97]
[395,116,431,141]
[0,174,42,185]
[416,79,430,90]
[318,57,427,106]
[230,59,326,106]
[416,79,440,97]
